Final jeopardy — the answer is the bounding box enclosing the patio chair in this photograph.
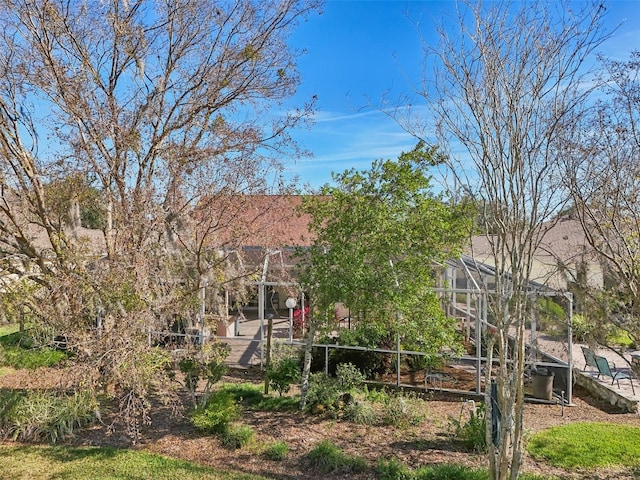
[580,346,599,372]
[594,355,636,395]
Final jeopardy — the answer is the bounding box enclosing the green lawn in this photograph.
[0,324,20,337]
[527,422,640,469]
[0,325,69,369]
[0,445,271,480]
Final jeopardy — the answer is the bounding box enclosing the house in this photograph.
[467,217,603,292]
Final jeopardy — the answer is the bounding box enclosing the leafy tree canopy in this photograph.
[297,141,474,354]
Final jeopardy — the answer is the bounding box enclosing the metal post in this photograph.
[259,282,264,368]
[289,307,293,342]
[566,292,573,405]
[325,345,329,375]
[397,312,401,386]
[476,292,484,394]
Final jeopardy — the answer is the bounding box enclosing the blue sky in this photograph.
[284,1,640,191]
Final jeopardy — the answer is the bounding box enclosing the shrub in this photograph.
[265,357,300,396]
[335,362,366,390]
[189,390,239,434]
[449,401,487,453]
[220,424,254,449]
[306,440,367,474]
[405,353,443,374]
[262,440,289,460]
[570,314,591,342]
[305,372,341,413]
[177,341,230,408]
[0,389,99,443]
[342,400,378,425]
[382,394,426,428]
[331,327,389,377]
[534,298,566,332]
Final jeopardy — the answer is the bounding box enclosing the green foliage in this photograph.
[534,298,566,332]
[405,353,443,373]
[306,370,426,428]
[606,327,634,348]
[570,314,591,342]
[305,372,342,413]
[330,328,390,377]
[381,393,426,428]
[262,440,289,461]
[265,357,300,396]
[413,464,489,480]
[0,331,69,369]
[306,440,367,474]
[189,390,240,435]
[296,142,473,355]
[220,424,254,449]
[177,341,230,407]
[221,383,299,412]
[336,362,366,390]
[342,400,378,425]
[0,389,99,443]
[449,402,487,453]
[527,422,640,469]
[377,458,551,480]
[0,280,39,324]
[0,444,273,479]
[375,457,413,480]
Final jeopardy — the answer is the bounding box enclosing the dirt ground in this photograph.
[2,365,640,480]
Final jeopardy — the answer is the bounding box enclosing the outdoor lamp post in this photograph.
[285,297,297,342]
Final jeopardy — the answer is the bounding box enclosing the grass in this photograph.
[375,458,552,480]
[0,445,272,480]
[0,328,69,369]
[527,422,640,469]
[306,440,367,474]
[0,323,20,337]
[220,382,299,411]
[262,440,289,461]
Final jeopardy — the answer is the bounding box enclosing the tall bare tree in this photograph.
[0,0,320,438]
[402,1,610,478]
[564,51,640,352]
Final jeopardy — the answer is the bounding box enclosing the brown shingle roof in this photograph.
[195,194,317,249]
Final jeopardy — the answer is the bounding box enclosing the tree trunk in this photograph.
[299,322,317,410]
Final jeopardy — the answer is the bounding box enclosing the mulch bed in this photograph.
[2,365,640,479]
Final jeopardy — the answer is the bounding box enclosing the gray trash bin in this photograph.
[532,368,554,400]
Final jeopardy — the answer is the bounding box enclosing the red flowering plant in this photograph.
[292,306,309,334]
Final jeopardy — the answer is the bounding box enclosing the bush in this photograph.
[335,362,366,390]
[189,390,239,434]
[331,327,390,377]
[534,298,566,332]
[265,357,300,396]
[305,372,341,413]
[405,353,442,374]
[381,393,426,428]
[306,440,367,474]
[570,313,592,342]
[177,341,230,408]
[342,400,378,425]
[262,440,289,460]
[449,402,487,453]
[0,389,99,443]
[220,424,254,449]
